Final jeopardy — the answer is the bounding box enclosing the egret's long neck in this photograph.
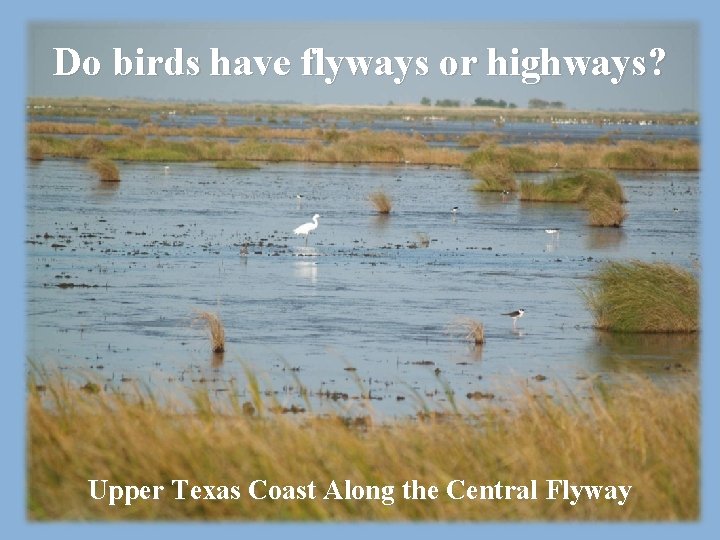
[313,216,319,225]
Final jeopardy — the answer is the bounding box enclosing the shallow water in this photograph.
[26,160,699,416]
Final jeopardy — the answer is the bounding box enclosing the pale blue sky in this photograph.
[28,22,697,111]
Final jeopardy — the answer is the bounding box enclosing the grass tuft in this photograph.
[451,317,486,345]
[520,171,627,227]
[469,163,518,192]
[28,140,45,161]
[583,261,699,333]
[88,158,120,182]
[369,190,393,214]
[193,310,226,353]
[586,192,628,227]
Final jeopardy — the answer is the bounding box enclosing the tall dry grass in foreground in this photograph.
[369,190,393,214]
[88,158,120,182]
[27,373,697,521]
[584,261,699,333]
[193,310,226,353]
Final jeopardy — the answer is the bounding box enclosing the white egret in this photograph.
[293,214,320,245]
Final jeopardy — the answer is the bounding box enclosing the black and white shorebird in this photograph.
[502,309,525,328]
[451,206,458,214]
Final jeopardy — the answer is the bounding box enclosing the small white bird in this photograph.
[545,228,560,234]
[293,214,320,245]
[451,206,459,214]
[502,309,525,328]
[163,165,170,173]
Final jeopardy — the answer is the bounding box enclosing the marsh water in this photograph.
[26,160,699,416]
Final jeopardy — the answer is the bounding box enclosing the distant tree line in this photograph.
[472,97,517,109]
[419,97,565,109]
[420,96,518,108]
[528,98,566,109]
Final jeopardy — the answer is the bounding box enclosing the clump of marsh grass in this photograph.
[451,317,486,345]
[583,261,699,333]
[88,158,120,182]
[469,162,518,192]
[520,170,627,227]
[28,140,44,161]
[520,170,626,204]
[369,190,392,214]
[586,192,628,227]
[193,310,226,353]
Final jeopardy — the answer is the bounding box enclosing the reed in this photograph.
[27,371,698,520]
[88,158,120,182]
[583,261,699,333]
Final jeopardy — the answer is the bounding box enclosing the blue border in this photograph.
[5,1,718,538]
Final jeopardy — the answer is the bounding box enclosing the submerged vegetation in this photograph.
[583,261,699,333]
[27,372,697,520]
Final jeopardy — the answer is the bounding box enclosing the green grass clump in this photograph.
[520,171,627,227]
[584,261,699,333]
[214,160,260,170]
[469,162,518,192]
[27,372,698,520]
[520,170,626,203]
[88,158,120,182]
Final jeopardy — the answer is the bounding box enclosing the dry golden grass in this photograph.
[27,140,44,161]
[28,119,698,171]
[193,310,226,353]
[451,317,486,345]
[586,192,628,227]
[583,261,699,333]
[27,372,698,520]
[369,190,393,214]
[88,158,120,182]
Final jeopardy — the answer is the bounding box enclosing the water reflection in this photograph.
[587,331,699,372]
[371,214,391,232]
[586,228,626,250]
[293,261,318,283]
[90,180,121,199]
[544,229,560,252]
[211,351,225,369]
